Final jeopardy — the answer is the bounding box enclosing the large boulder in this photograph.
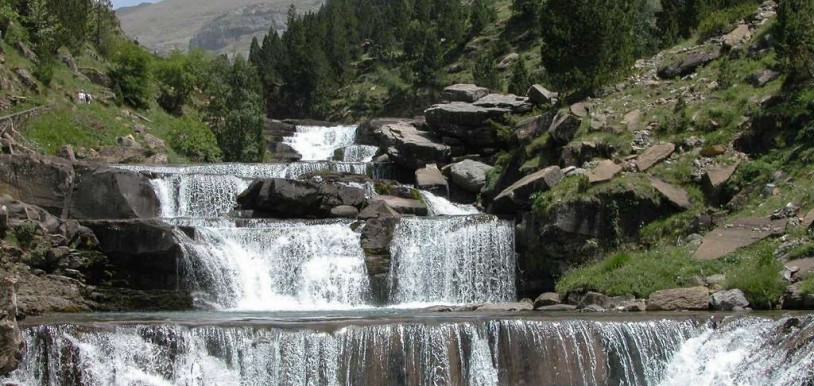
[360,216,399,304]
[373,121,451,170]
[710,289,749,311]
[442,84,490,103]
[647,287,710,311]
[237,178,366,219]
[472,93,532,113]
[491,166,563,214]
[0,277,22,377]
[448,160,494,193]
[415,165,448,197]
[0,154,74,217]
[548,111,581,145]
[527,85,558,106]
[426,102,510,128]
[657,50,721,79]
[69,165,159,220]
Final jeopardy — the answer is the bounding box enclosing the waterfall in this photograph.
[282,125,359,161]
[340,145,379,162]
[172,219,370,311]
[389,216,515,305]
[5,317,705,386]
[420,191,480,216]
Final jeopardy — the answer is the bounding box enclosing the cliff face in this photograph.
[116,0,323,55]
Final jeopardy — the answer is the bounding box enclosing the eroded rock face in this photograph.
[0,277,22,377]
[491,166,563,214]
[647,287,710,311]
[237,178,366,219]
[363,120,451,170]
[0,154,74,218]
[442,84,490,103]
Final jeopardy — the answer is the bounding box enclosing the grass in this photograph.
[723,240,786,309]
[801,276,814,295]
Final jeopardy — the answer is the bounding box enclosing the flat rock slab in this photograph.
[622,109,642,131]
[536,304,577,312]
[527,84,558,105]
[693,217,787,260]
[801,208,814,229]
[415,165,448,196]
[369,195,428,216]
[650,177,691,210]
[647,286,710,311]
[425,102,510,127]
[570,102,589,118]
[788,258,814,282]
[658,50,721,79]
[492,166,563,214]
[702,163,739,193]
[636,143,675,171]
[723,24,752,48]
[449,159,493,193]
[442,84,490,103]
[477,301,533,311]
[473,93,532,113]
[586,160,622,183]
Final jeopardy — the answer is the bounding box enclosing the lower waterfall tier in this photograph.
[5,314,812,386]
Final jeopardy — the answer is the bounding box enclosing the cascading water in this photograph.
[282,125,359,161]
[389,216,516,305]
[6,316,710,386]
[421,191,480,216]
[340,145,379,162]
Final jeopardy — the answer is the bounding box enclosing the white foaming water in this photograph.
[283,125,359,161]
[174,219,370,311]
[658,316,814,386]
[420,190,480,216]
[340,145,379,162]
[7,318,702,386]
[389,216,515,304]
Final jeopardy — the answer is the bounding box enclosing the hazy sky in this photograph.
[112,0,159,9]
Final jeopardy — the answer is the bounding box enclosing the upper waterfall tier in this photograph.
[282,125,360,161]
[420,190,480,216]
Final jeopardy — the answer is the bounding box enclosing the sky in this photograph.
[112,0,160,9]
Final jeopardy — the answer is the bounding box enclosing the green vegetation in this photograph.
[724,242,786,309]
[801,276,814,295]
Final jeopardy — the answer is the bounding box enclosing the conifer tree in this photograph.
[508,55,532,96]
[473,51,502,91]
[776,0,814,82]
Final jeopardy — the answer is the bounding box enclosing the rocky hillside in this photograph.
[116,0,323,55]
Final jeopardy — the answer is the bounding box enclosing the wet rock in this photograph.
[476,301,533,311]
[647,286,710,311]
[358,201,400,220]
[710,289,750,311]
[533,292,561,308]
[369,196,428,216]
[650,177,692,210]
[415,165,448,197]
[448,160,493,193]
[749,68,780,87]
[658,50,721,79]
[693,217,786,260]
[491,166,563,214]
[442,84,489,103]
[548,111,581,145]
[237,178,366,218]
[70,164,160,220]
[527,84,558,105]
[586,160,622,183]
[267,142,303,162]
[536,304,577,312]
[635,143,675,171]
[330,205,359,219]
[0,277,22,377]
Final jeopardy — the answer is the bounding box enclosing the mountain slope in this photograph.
[116,0,323,55]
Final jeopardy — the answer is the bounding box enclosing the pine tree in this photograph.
[508,55,532,96]
[473,51,502,91]
[511,0,540,21]
[776,0,814,82]
[469,0,496,35]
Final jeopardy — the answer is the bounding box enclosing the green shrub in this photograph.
[800,276,814,295]
[168,117,222,162]
[110,43,152,109]
[724,244,786,309]
[13,222,40,250]
[696,4,756,42]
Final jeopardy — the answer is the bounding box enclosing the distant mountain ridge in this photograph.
[116,0,323,56]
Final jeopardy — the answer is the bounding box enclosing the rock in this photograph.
[442,84,490,103]
[60,52,78,73]
[527,84,558,105]
[570,102,589,118]
[650,178,692,210]
[0,154,75,217]
[497,53,519,69]
[477,301,533,311]
[473,93,532,113]
[449,160,493,193]
[142,134,166,151]
[237,178,366,218]
[415,165,449,197]
[647,287,710,311]
[426,102,510,128]
[620,300,647,312]
[0,206,7,238]
[700,145,727,157]
[117,135,142,149]
[79,67,111,87]
[783,282,814,310]
[14,68,38,92]
[330,205,359,219]
[0,277,22,377]
[376,121,451,169]
[701,163,739,202]
[360,217,399,304]
[693,217,787,260]
[0,197,61,234]
[514,112,555,144]
[369,196,428,216]
[560,140,617,168]
[710,289,750,311]
[803,209,814,230]
[548,111,581,145]
[748,68,780,87]
[14,41,37,62]
[536,304,577,312]
[358,201,400,220]
[658,50,721,79]
[70,164,160,220]
[723,24,752,49]
[491,166,563,214]
[622,109,642,131]
[586,160,623,183]
[635,143,675,171]
[58,145,77,162]
[786,258,814,282]
[533,292,561,308]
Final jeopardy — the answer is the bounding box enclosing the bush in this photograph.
[801,276,814,295]
[724,244,786,309]
[13,221,40,250]
[110,43,152,109]
[168,117,222,162]
[696,4,756,42]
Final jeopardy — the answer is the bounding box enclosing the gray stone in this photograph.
[330,205,359,219]
[449,160,493,193]
[548,111,581,145]
[710,289,750,311]
[536,304,577,312]
[442,84,490,103]
[635,143,675,171]
[415,165,449,197]
[570,102,589,118]
[473,93,532,113]
[533,292,561,308]
[426,102,510,128]
[142,133,166,151]
[749,68,780,88]
[237,178,366,219]
[14,68,38,92]
[702,163,739,200]
[491,166,563,214]
[693,217,786,260]
[377,121,451,170]
[358,201,400,220]
[658,50,721,79]
[622,109,642,131]
[647,286,710,311]
[0,277,21,377]
[787,258,814,282]
[477,301,533,311]
[620,300,647,312]
[527,84,558,105]
[581,304,606,312]
[650,177,692,210]
[586,160,622,183]
[497,53,519,69]
[369,196,428,216]
[14,41,37,62]
[723,24,752,49]
[58,145,77,162]
[70,164,160,220]
[783,282,814,310]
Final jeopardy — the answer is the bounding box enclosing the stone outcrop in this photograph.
[657,49,721,79]
[586,160,623,183]
[442,84,490,103]
[237,178,366,219]
[701,163,739,203]
[472,94,532,113]
[448,160,493,193]
[783,283,814,310]
[491,166,563,214]
[533,292,561,308]
[647,287,710,311]
[360,213,399,304]
[693,217,786,260]
[369,196,428,216]
[361,120,450,170]
[710,289,749,311]
[0,154,74,217]
[635,143,675,171]
[527,85,558,106]
[0,277,22,377]
[415,165,448,196]
[548,111,581,145]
